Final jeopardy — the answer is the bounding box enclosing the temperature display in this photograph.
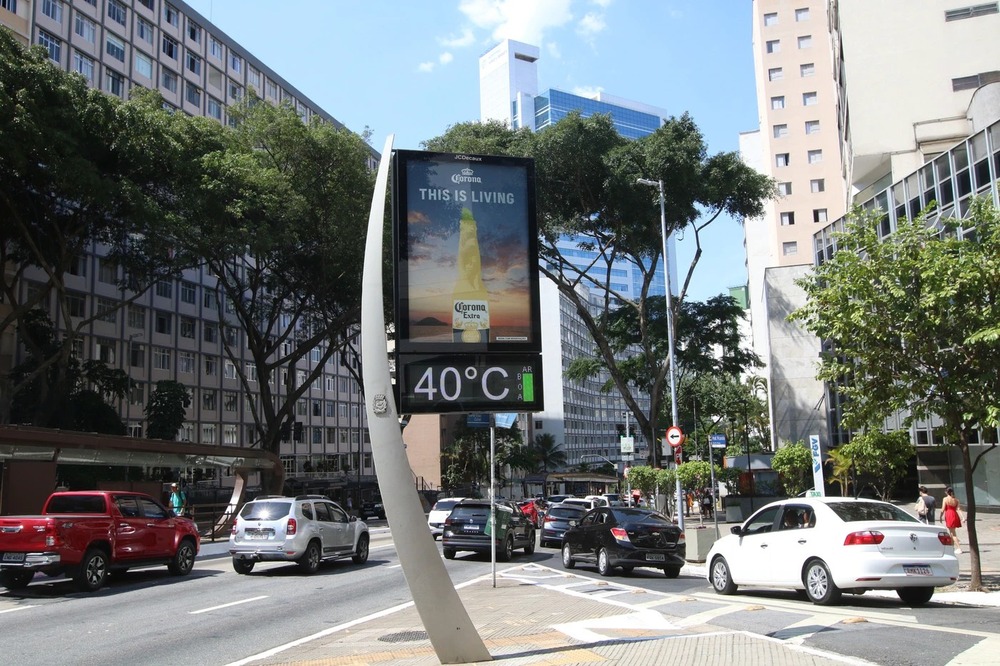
[397,353,544,414]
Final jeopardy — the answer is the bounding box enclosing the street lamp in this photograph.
[637,177,684,531]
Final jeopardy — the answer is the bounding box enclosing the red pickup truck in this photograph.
[0,490,200,592]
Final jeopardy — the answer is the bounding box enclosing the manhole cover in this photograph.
[379,630,428,643]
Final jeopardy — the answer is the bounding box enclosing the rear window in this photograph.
[240,500,292,521]
[827,502,917,523]
[433,500,461,512]
[612,508,672,525]
[47,495,107,513]
[450,504,493,519]
[547,506,585,519]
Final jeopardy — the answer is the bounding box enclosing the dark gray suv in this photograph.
[442,499,535,561]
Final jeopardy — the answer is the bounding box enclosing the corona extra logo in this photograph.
[452,168,482,184]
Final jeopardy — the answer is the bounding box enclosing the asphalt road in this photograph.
[1,528,998,666]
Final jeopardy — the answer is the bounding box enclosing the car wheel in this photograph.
[352,533,370,564]
[499,536,514,562]
[597,548,613,576]
[443,547,456,560]
[524,530,536,555]
[232,558,255,575]
[75,548,109,592]
[663,566,681,579]
[168,538,196,576]
[710,556,737,595]
[803,559,841,605]
[297,540,322,574]
[0,570,34,590]
[897,586,935,606]
[561,543,576,569]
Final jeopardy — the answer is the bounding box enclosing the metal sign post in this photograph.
[709,434,727,535]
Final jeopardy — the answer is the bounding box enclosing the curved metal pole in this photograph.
[360,136,491,664]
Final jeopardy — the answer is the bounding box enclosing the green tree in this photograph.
[424,113,773,468]
[676,461,720,495]
[840,431,915,502]
[770,442,813,496]
[145,380,192,441]
[826,447,854,497]
[0,32,194,425]
[791,200,1000,590]
[178,96,374,490]
[531,433,568,473]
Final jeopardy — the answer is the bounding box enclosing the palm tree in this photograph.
[532,433,567,473]
[826,447,854,497]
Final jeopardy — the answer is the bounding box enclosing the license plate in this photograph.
[2,552,25,563]
[646,553,666,562]
[245,532,270,540]
[464,527,481,534]
[903,565,931,576]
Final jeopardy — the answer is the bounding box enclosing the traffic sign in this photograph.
[666,426,684,448]
[709,434,727,449]
[620,436,634,454]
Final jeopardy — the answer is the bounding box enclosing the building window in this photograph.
[765,39,780,54]
[135,52,153,79]
[775,153,790,167]
[797,35,812,49]
[780,212,795,226]
[201,424,216,444]
[179,281,196,304]
[154,311,172,334]
[153,347,171,370]
[75,14,96,43]
[204,356,216,375]
[224,360,237,379]
[767,67,783,81]
[246,363,257,382]
[137,0,154,10]
[95,337,116,363]
[772,124,788,139]
[106,71,125,97]
[137,17,154,43]
[108,0,126,26]
[224,392,238,413]
[229,53,242,72]
[66,293,86,318]
[228,81,242,101]
[185,82,201,107]
[162,35,178,59]
[207,97,222,120]
[106,34,126,62]
[1,0,18,14]
[42,0,61,22]
[782,241,798,256]
[945,4,999,21]
[203,323,217,343]
[771,96,785,110]
[813,208,829,223]
[808,149,823,164]
[180,316,195,339]
[186,51,201,75]
[803,91,818,106]
[73,52,95,83]
[129,344,144,368]
[209,36,222,58]
[266,80,278,99]
[805,120,820,134]
[38,31,61,63]
[179,351,195,374]
[795,7,810,21]
[778,182,792,196]
[164,3,178,26]
[187,20,201,43]
[155,280,172,298]
[800,62,815,77]
[128,304,145,329]
[162,68,178,92]
[810,178,825,193]
[248,67,260,89]
[96,298,117,323]
[98,260,117,284]
[763,12,777,26]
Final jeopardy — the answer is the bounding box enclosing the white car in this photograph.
[427,497,465,540]
[563,497,608,511]
[706,497,958,606]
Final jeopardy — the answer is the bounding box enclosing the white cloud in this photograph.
[439,52,454,65]
[577,11,606,37]
[439,28,476,48]
[590,0,613,7]
[417,61,435,73]
[459,0,574,45]
[571,85,603,99]
[545,42,562,59]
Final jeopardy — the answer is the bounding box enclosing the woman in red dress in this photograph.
[942,487,962,554]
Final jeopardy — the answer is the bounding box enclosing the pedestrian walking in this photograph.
[943,487,962,553]
[168,482,188,517]
[917,486,937,524]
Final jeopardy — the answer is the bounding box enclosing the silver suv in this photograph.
[229,495,369,574]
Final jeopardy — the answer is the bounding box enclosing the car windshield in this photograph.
[240,500,292,521]
[47,495,107,513]
[612,508,672,525]
[547,506,584,519]
[826,501,918,523]
[433,500,461,512]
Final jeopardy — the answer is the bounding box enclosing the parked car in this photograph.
[546,494,574,504]
[442,499,536,561]
[0,490,199,593]
[599,493,625,507]
[230,494,369,574]
[427,497,466,539]
[561,497,606,512]
[518,499,544,527]
[706,497,959,606]
[540,502,587,548]
[561,506,686,577]
[360,498,386,520]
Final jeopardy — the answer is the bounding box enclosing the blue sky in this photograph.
[183,0,759,302]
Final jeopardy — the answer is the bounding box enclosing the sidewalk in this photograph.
[221,511,1000,666]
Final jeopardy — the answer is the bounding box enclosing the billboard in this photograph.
[392,150,543,414]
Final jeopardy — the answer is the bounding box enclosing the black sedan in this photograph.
[442,499,535,561]
[561,507,686,578]
[540,502,587,548]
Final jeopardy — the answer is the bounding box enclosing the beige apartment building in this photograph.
[0,0,435,497]
[743,0,1000,489]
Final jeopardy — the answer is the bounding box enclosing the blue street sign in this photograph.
[709,434,728,448]
[467,413,491,428]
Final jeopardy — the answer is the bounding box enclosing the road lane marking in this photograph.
[190,596,268,614]
[0,606,36,614]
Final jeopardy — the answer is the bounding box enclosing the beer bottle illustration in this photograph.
[452,207,490,343]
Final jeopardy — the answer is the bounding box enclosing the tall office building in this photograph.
[479,39,682,470]
[0,0,388,492]
[743,0,1000,488]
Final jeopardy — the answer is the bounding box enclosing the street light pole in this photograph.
[637,177,683,531]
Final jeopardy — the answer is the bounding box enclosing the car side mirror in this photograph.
[730,525,742,536]
[568,520,578,527]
